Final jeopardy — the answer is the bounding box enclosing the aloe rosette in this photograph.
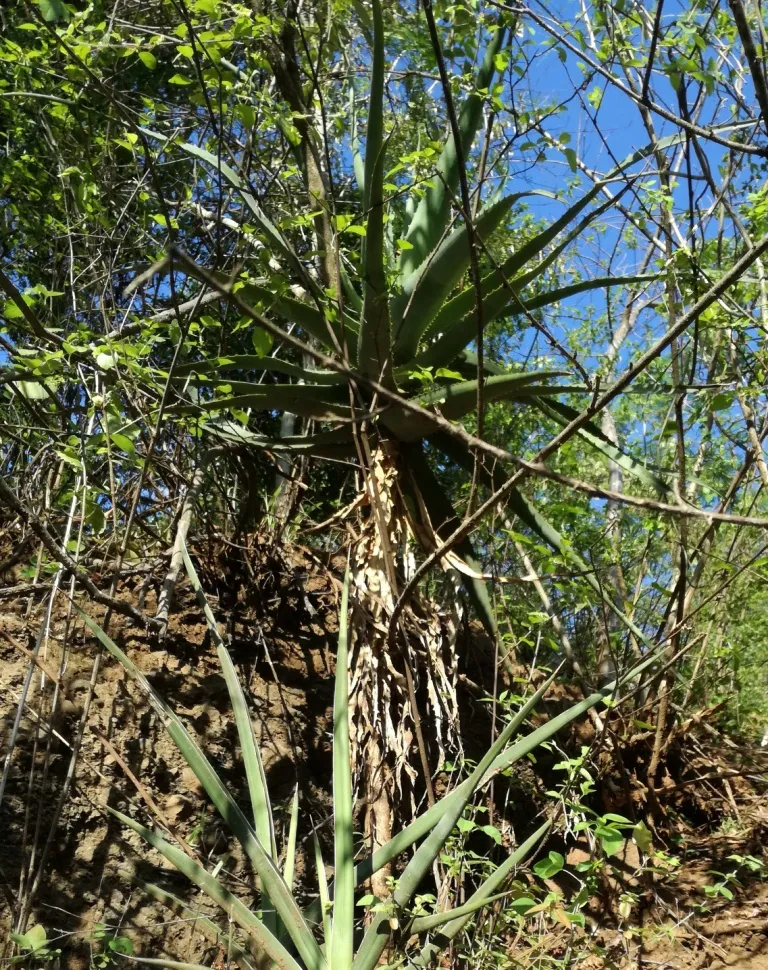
[142,6,673,637]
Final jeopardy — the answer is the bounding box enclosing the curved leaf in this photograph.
[532,397,671,496]
[383,371,567,441]
[399,25,507,277]
[331,572,354,970]
[412,133,692,372]
[352,666,557,970]
[141,130,315,295]
[174,355,346,385]
[416,184,633,373]
[109,809,300,970]
[79,611,326,970]
[358,0,393,385]
[204,420,356,457]
[416,271,655,374]
[237,283,353,351]
[392,191,547,362]
[134,877,257,970]
[455,349,508,378]
[181,544,276,857]
[407,821,551,967]
[171,383,351,421]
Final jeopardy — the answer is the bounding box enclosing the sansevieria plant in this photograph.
[78,549,663,970]
[141,2,671,892]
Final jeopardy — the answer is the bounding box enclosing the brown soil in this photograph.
[1,536,767,969]
[1,538,342,967]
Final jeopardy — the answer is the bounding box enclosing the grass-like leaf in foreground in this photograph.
[78,557,666,970]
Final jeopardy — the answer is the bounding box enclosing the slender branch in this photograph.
[728,0,768,125]
[0,474,161,628]
[0,267,65,348]
[496,1,767,157]
[421,0,487,441]
[641,0,665,104]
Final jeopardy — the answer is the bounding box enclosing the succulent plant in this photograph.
[145,8,666,637]
[81,553,661,970]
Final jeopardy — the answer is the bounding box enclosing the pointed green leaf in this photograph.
[352,669,558,970]
[392,191,544,362]
[141,130,316,295]
[358,0,393,385]
[383,371,566,441]
[202,421,356,458]
[520,273,658,315]
[532,398,671,495]
[78,610,326,970]
[171,383,351,421]
[284,787,300,890]
[413,132,694,372]
[174,355,346,385]
[109,808,300,970]
[134,877,258,970]
[407,822,551,967]
[400,25,507,276]
[313,834,333,949]
[331,572,354,970]
[350,84,366,195]
[181,544,276,858]
[340,263,364,315]
[416,191,624,372]
[236,283,350,352]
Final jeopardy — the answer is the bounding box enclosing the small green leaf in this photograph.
[480,824,503,844]
[86,502,106,534]
[711,391,734,411]
[587,85,603,108]
[235,103,256,128]
[251,327,273,355]
[632,820,653,854]
[20,924,48,952]
[16,381,49,400]
[95,353,117,371]
[168,73,194,85]
[37,0,69,22]
[3,300,25,320]
[601,813,632,825]
[110,433,136,456]
[509,897,536,915]
[138,50,157,70]
[56,449,82,469]
[564,148,577,172]
[600,831,625,857]
[534,851,565,878]
[108,937,134,955]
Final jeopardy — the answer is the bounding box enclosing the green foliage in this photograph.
[9,924,61,967]
[75,550,666,968]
